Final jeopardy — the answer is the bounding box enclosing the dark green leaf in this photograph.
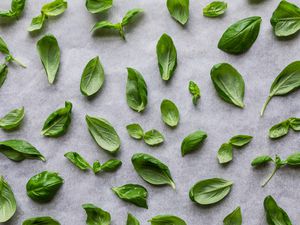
[0,36,10,55]
[0,176,16,223]
[217,143,233,164]
[251,155,273,167]
[23,216,61,225]
[288,117,300,131]
[149,215,187,225]
[143,129,164,146]
[188,81,200,105]
[0,106,24,130]
[41,0,67,17]
[203,1,227,18]
[229,135,252,147]
[223,207,242,225]
[166,0,189,25]
[28,14,46,32]
[269,120,290,139]
[0,64,8,88]
[64,152,91,170]
[82,203,111,225]
[126,213,140,225]
[121,8,143,26]
[160,99,179,127]
[86,0,113,14]
[126,123,144,140]
[286,152,300,166]
[100,159,122,172]
[181,130,207,156]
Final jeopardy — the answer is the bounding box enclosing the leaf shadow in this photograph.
[248,0,268,4]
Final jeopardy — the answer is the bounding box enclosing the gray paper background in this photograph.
[1,0,300,224]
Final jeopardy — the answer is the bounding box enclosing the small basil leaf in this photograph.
[166,0,189,25]
[112,184,148,208]
[156,33,177,81]
[286,152,300,166]
[143,129,164,146]
[93,161,101,174]
[0,176,16,223]
[269,120,290,139]
[41,0,68,17]
[0,36,10,55]
[0,106,24,130]
[160,99,179,127]
[149,215,187,225]
[223,207,242,225]
[181,130,207,156]
[82,203,111,225]
[127,213,140,225]
[0,11,15,18]
[126,123,144,140]
[218,16,261,54]
[121,8,143,26]
[126,67,148,112]
[188,81,200,105]
[64,152,91,171]
[211,63,245,108]
[91,21,119,33]
[189,178,233,205]
[26,171,63,202]
[23,216,61,225]
[251,155,273,167]
[28,14,46,32]
[11,0,26,18]
[37,34,60,84]
[41,101,72,137]
[0,64,8,88]
[261,61,300,116]
[86,0,113,14]
[229,135,252,147]
[217,143,233,164]
[85,115,121,154]
[100,159,122,172]
[132,153,175,188]
[203,1,227,18]
[288,117,300,131]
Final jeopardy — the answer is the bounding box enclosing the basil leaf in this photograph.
[121,8,143,26]
[218,16,261,54]
[93,161,102,174]
[91,21,120,34]
[269,120,290,139]
[41,0,67,16]
[156,34,177,81]
[126,67,148,112]
[127,213,140,225]
[217,143,233,164]
[0,176,16,223]
[229,135,252,147]
[23,216,61,225]
[189,178,233,205]
[271,1,300,37]
[100,159,122,172]
[160,99,180,127]
[126,123,144,140]
[166,0,189,25]
[289,117,300,131]
[26,171,63,202]
[131,153,175,188]
[28,14,46,32]
[82,203,111,225]
[188,81,200,105]
[211,63,245,108]
[64,152,91,170]
[223,207,242,225]
[85,115,121,154]
[0,36,10,55]
[261,61,300,116]
[112,183,148,208]
[286,152,300,166]
[143,129,164,146]
[0,0,26,19]
[37,34,60,84]
[86,0,112,14]
[149,215,187,225]
[251,155,273,167]
[181,130,207,156]
[203,1,227,18]
[0,139,45,162]
[0,64,8,88]
[0,106,24,130]
[80,56,105,97]
[264,195,292,225]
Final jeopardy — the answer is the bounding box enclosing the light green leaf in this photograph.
[126,123,144,140]
[229,135,252,147]
[251,155,273,167]
[86,0,112,14]
[23,216,61,225]
[143,129,164,146]
[166,0,189,25]
[41,0,67,17]
[127,213,140,225]
[28,14,46,32]
[188,81,200,105]
[0,106,24,130]
[64,152,91,171]
[149,215,187,225]
[160,99,179,127]
[100,159,122,172]
[121,8,143,26]
[269,120,290,139]
[91,21,120,33]
[82,203,111,225]
[217,143,233,164]
[203,1,227,18]
[223,207,242,225]
[0,176,16,223]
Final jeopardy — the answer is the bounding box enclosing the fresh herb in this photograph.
[86,0,112,14]
[203,1,227,18]
[0,106,24,130]
[127,213,140,225]
[0,176,16,223]
[94,159,122,173]
[23,217,61,225]
[0,0,26,19]
[131,153,175,188]
[92,161,102,173]
[112,184,148,208]
[166,0,189,25]
[160,99,179,127]
[149,215,187,225]
[188,81,200,105]
[269,117,300,139]
[26,171,63,202]
[218,16,261,54]
[143,129,164,146]
[189,178,233,205]
[211,63,245,108]
[0,64,8,88]
[64,152,92,171]
[223,207,242,225]
[156,34,177,81]
[181,130,207,156]
[82,203,111,225]
[126,124,144,140]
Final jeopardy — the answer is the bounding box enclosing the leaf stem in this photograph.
[12,57,26,68]
[260,95,272,116]
[170,181,176,190]
[261,167,277,187]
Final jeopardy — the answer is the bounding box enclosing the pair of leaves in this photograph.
[269,117,300,139]
[0,106,24,130]
[166,0,189,25]
[26,171,63,202]
[86,0,112,14]
[0,176,16,223]
[203,1,227,18]
[0,0,26,19]
[189,178,233,205]
[261,61,300,116]
[131,153,175,189]
[223,207,242,225]
[217,135,253,164]
[211,63,245,108]
[91,9,143,39]
[82,203,111,225]
[23,217,61,225]
[188,81,201,105]
[181,130,207,156]
[149,215,187,225]
[161,99,180,127]
[127,213,140,225]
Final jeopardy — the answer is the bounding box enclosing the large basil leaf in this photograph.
[131,153,175,188]
[160,99,180,127]
[181,130,207,156]
[86,115,121,154]
[223,207,242,225]
[217,143,233,164]
[188,81,201,105]
[80,56,105,97]
[261,61,300,116]
[211,63,245,108]
[0,64,8,88]
[41,101,72,137]
[203,1,227,18]
[41,0,67,16]
[86,0,112,14]
[0,106,24,130]
[218,16,261,54]
[166,0,189,25]
[149,215,187,225]
[37,34,60,84]
[0,0,26,19]
[126,123,144,140]
[26,171,63,202]
[0,176,16,223]
[64,152,91,171]
[189,178,233,205]
[82,203,111,225]
[126,67,148,112]
[143,129,164,146]
[156,34,177,81]
[127,213,140,225]
[23,216,61,225]
[28,14,46,32]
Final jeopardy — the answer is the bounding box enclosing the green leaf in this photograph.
[131,153,175,188]
[64,152,91,171]
[0,64,8,88]
[121,8,143,26]
[251,155,273,167]
[0,139,45,162]
[188,81,200,105]
[91,21,120,33]
[126,123,144,140]
[126,67,148,112]
[218,16,261,54]
[223,207,242,225]
[286,152,300,166]
[166,0,189,25]
[100,159,122,172]
[269,120,290,139]
[189,178,233,205]
[143,129,164,146]
[37,34,60,84]
[217,143,233,164]
[261,61,300,116]
[112,184,148,208]
[229,135,252,147]
[211,63,245,108]
[149,215,187,225]
[28,14,46,32]
[203,1,227,18]
[86,0,112,14]
[0,106,25,130]
[181,130,207,156]
[0,176,16,223]
[82,203,111,225]
[85,115,121,154]
[41,101,72,137]
[23,216,61,225]
[80,56,105,97]
[126,213,140,225]
[289,117,300,131]
[270,0,300,37]
[41,0,67,17]
[26,171,63,202]
[0,0,26,19]
[0,36,10,55]
[156,33,177,81]
[160,99,180,127]
[93,161,102,174]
